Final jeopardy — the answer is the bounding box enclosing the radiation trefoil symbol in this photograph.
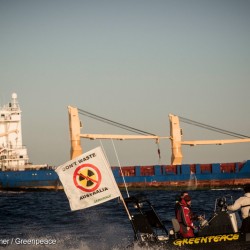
[73,164,102,192]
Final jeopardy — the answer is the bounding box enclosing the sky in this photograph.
[0,0,250,167]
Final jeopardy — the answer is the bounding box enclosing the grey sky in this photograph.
[1,0,249,166]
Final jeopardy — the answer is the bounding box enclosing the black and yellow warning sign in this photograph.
[73,164,102,192]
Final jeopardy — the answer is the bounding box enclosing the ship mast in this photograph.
[68,106,250,165]
[169,114,183,165]
[68,106,168,159]
[169,114,250,165]
[68,106,83,159]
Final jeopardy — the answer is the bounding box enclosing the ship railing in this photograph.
[0,164,54,172]
[4,145,28,150]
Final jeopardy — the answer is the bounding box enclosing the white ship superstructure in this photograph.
[0,93,32,170]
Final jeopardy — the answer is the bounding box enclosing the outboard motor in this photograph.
[198,195,239,236]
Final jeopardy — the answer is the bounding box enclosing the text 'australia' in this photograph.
[80,187,108,200]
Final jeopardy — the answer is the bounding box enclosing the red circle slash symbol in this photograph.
[73,164,102,192]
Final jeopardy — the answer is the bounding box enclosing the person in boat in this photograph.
[174,191,189,217]
[227,184,250,233]
[176,195,197,238]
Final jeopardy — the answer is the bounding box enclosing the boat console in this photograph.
[198,195,239,236]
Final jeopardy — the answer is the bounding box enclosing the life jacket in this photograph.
[176,199,195,238]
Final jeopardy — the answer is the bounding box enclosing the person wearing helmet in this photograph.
[176,195,197,238]
[227,184,250,233]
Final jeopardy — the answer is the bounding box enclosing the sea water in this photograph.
[0,189,243,250]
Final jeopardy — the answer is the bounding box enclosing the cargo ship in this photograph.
[0,93,250,191]
[68,106,250,190]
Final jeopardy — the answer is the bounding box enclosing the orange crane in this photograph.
[68,106,250,165]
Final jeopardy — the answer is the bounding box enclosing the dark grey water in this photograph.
[0,189,244,250]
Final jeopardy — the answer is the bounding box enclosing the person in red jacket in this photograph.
[176,195,196,238]
[174,191,189,217]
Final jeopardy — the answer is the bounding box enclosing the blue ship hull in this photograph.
[0,169,61,190]
[0,160,250,190]
[112,160,250,189]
